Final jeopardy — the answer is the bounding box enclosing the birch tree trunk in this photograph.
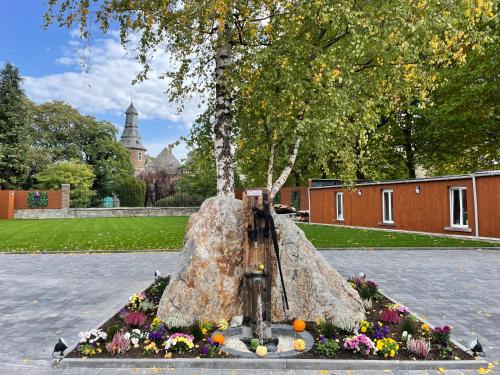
[214,30,235,197]
[266,142,275,193]
[270,136,301,197]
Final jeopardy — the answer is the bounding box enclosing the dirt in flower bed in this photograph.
[67,275,472,361]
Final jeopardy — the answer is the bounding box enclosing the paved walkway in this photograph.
[0,250,498,374]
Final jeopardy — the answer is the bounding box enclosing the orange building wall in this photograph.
[0,190,15,219]
[476,175,500,238]
[309,178,483,236]
[13,190,63,210]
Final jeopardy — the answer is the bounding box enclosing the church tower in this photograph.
[120,102,146,174]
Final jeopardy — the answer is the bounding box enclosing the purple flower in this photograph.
[372,321,390,340]
[201,346,210,357]
[319,335,325,343]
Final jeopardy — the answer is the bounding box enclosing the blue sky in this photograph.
[0,1,203,160]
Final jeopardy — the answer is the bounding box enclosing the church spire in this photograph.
[120,102,145,150]
[120,102,146,174]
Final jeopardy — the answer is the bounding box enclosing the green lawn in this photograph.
[0,217,497,252]
[0,217,189,252]
[298,223,498,248]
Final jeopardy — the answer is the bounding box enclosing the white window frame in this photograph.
[449,187,468,228]
[382,189,394,224]
[336,192,344,221]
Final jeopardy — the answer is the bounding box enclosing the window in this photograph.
[450,187,468,227]
[382,189,394,224]
[138,152,142,161]
[291,191,300,210]
[336,192,344,220]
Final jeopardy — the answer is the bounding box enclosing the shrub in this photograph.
[124,311,147,328]
[401,315,418,335]
[316,337,340,356]
[407,338,431,358]
[155,192,206,207]
[432,325,453,359]
[112,173,145,207]
[317,319,337,339]
[380,308,401,324]
[190,321,204,341]
[149,276,170,298]
[165,312,185,330]
[106,324,120,342]
[105,331,131,355]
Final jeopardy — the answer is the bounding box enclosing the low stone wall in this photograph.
[13,207,198,219]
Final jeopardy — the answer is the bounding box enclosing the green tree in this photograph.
[112,173,146,207]
[30,101,135,194]
[36,160,95,207]
[0,63,31,189]
[46,1,495,194]
[417,42,500,175]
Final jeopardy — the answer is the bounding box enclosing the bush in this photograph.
[401,315,418,335]
[156,192,206,207]
[380,308,401,325]
[112,173,145,207]
[317,319,337,339]
[316,338,340,356]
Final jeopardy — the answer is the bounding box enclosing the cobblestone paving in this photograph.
[0,249,498,374]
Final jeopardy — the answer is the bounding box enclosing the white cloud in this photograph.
[23,30,206,128]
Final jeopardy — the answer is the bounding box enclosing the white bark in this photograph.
[271,136,301,197]
[266,142,275,193]
[214,30,235,197]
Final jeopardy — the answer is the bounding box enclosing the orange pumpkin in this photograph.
[213,333,225,345]
[293,319,306,332]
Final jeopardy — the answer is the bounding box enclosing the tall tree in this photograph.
[36,159,95,207]
[30,101,135,194]
[0,63,31,189]
[46,0,495,194]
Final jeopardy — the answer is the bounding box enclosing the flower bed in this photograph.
[66,275,472,362]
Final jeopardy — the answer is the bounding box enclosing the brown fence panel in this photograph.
[13,190,63,210]
[0,191,15,219]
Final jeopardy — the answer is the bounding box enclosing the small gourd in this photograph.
[294,338,306,352]
[255,345,268,357]
[293,319,306,332]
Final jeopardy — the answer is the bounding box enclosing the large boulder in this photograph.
[157,196,365,331]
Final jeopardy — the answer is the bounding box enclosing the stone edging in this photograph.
[60,357,487,370]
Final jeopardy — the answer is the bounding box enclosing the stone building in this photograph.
[145,145,183,176]
[120,103,182,177]
[120,102,147,174]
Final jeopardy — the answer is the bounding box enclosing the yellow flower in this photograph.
[421,323,430,332]
[361,326,367,333]
[390,349,395,357]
